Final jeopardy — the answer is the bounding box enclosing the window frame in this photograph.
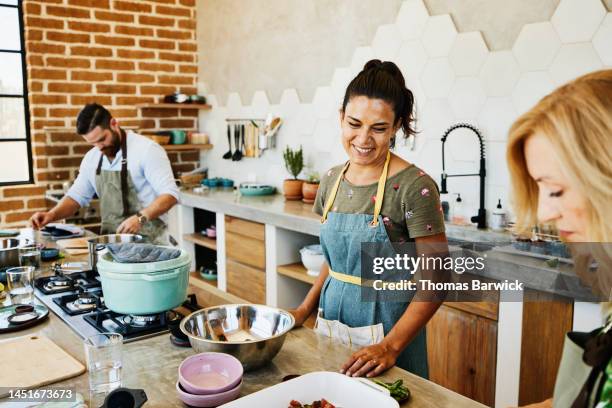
[0,0,33,186]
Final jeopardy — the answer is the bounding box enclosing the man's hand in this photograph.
[116,215,142,234]
[340,342,400,378]
[30,211,56,230]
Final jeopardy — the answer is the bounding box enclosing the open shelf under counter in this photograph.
[277,263,317,285]
[136,103,212,110]
[189,271,217,290]
[183,233,217,250]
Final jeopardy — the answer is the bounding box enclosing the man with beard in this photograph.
[30,103,179,244]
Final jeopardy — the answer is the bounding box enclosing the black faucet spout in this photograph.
[440,123,487,229]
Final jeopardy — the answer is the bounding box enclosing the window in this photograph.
[0,0,33,186]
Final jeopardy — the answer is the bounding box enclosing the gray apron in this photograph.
[94,129,167,244]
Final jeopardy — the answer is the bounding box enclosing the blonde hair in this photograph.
[507,70,612,302]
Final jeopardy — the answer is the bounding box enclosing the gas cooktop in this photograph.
[34,267,200,343]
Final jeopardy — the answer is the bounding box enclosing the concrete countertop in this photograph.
[179,188,595,300]
[0,234,484,408]
[180,188,512,241]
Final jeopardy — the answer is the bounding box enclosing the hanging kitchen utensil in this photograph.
[240,124,246,159]
[232,124,241,161]
[222,124,232,159]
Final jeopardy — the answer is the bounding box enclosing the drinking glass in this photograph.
[19,243,41,271]
[84,333,123,407]
[6,266,35,305]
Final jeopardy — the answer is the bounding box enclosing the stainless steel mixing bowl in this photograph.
[180,304,295,371]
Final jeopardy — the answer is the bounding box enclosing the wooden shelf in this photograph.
[183,233,217,250]
[136,103,212,110]
[189,271,217,289]
[277,263,316,285]
[163,144,213,151]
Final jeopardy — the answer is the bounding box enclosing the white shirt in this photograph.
[67,130,179,222]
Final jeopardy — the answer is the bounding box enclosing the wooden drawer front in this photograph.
[225,215,265,241]
[226,231,265,269]
[226,259,266,304]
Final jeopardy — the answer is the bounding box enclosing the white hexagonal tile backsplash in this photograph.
[551,0,606,43]
[449,32,489,77]
[477,97,517,142]
[372,24,403,61]
[206,0,610,206]
[350,46,374,76]
[422,15,458,57]
[513,22,561,71]
[480,51,521,97]
[421,58,455,98]
[593,13,612,66]
[395,0,430,41]
[549,43,603,85]
[512,72,555,114]
[312,86,336,119]
[448,77,486,120]
[396,40,428,82]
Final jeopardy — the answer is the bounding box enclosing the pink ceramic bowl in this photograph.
[178,352,243,395]
[176,379,242,407]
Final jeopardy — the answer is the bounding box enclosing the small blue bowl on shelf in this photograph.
[202,178,221,187]
[238,183,276,196]
[220,178,234,187]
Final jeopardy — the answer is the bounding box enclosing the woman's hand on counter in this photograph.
[340,342,400,378]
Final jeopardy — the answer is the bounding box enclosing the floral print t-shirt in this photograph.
[313,163,445,242]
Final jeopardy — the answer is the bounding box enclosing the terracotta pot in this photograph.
[283,179,304,200]
[302,182,319,204]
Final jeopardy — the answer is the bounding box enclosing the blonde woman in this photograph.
[506,69,612,407]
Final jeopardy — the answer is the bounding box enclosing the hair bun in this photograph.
[363,59,383,71]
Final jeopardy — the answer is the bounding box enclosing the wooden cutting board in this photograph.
[56,237,90,255]
[0,335,86,397]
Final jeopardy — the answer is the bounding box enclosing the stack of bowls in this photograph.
[177,352,243,407]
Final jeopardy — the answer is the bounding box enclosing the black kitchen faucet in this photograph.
[440,123,487,229]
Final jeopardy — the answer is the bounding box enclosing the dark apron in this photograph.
[94,130,167,244]
[553,324,612,408]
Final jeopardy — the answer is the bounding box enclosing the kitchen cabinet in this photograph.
[226,259,266,304]
[518,291,573,405]
[426,303,498,406]
[224,215,266,302]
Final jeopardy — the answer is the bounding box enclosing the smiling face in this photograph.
[81,119,120,157]
[340,96,398,167]
[524,132,588,242]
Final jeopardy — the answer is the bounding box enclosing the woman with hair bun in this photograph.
[290,60,448,379]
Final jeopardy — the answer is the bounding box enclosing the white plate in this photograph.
[219,371,399,408]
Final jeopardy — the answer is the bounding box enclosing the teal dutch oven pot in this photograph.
[96,248,191,315]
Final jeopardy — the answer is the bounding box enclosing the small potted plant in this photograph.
[302,171,320,204]
[283,145,304,200]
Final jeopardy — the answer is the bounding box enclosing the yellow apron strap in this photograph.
[321,161,350,223]
[371,150,391,226]
[321,151,392,224]
[329,268,362,286]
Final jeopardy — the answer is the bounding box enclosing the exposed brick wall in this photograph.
[1,0,200,228]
